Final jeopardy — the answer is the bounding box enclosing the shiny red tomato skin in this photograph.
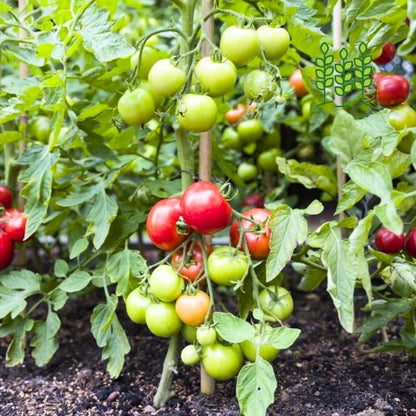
[241,193,265,208]
[3,209,27,242]
[373,42,396,65]
[229,208,272,260]
[0,232,14,270]
[146,197,190,251]
[376,75,410,107]
[180,181,232,235]
[374,228,405,253]
[0,186,12,209]
[406,227,416,258]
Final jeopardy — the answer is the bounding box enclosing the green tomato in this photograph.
[28,116,51,143]
[238,162,258,182]
[237,119,264,143]
[195,56,237,97]
[221,127,242,150]
[243,69,276,102]
[149,264,185,302]
[182,324,197,343]
[258,130,281,151]
[257,148,282,172]
[220,26,260,67]
[202,343,244,380]
[240,326,280,362]
[256,26,290,61]
[117,88,155,126]
[177,94,218,133]
[196,326,217,346]
[207,246,248,286]
[181,344,201,365]
[388,105,416,153]
[139,80,164,109]
[259,286,294,322]
[243,142,257,155]
[145,302,183,337]
[125,287,152,324]
[130,46,164,79]
[148,58,186,97]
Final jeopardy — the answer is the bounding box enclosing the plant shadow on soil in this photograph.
[0,279,415,416]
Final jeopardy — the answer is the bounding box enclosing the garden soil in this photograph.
[0,284,415,416]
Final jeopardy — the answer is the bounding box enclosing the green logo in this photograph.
[315,42,373,107]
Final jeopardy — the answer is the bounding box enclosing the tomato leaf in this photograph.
[30,311,61,366]
[373,202,403,235]
[213,312,255,343]
[2,317,34,366]
[237,359,277,416]
[54,259,69,278]
[267,327,301,350]
[59,271,93,293]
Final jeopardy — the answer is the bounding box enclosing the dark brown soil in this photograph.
[0,287,415,416]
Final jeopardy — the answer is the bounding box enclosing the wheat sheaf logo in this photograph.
[315,42,373,107]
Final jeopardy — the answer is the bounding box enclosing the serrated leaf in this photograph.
[86,183,118,249]
[237,359,277,416]
[267,327,300,349]
[5,317,34,366]
[266,205,308,281]
[59,271,92,293]
[18,145,59,239]
[0,288,28,320]
[213,312,255,343]
[91,296,118,347]
[78,6,135,62]
[57,185,98,207]
[30,311,61,366]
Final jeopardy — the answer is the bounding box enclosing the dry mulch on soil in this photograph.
[0,287,415,416]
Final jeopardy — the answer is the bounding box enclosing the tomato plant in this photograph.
[374,228,405,254]
[259,286,294,322]
[180,181,232,235]
[240,324,280,362]
[146,197,189,251]
[230,208,272,260]
[175,290,211,326]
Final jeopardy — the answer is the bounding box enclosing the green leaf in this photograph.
[0,131,25,144]
[54,259,69,277]
[4,317,34,366]
[294,261,327,291]
[57,185,98,207]
[86,182,118,249]
[335,181,366,214]
[18,145,59,238]
[30,311,61,366]
[237,359,277,416]
[78,104,110,122]
[389,258,416,297]
[287,22,325,59]
[69,238,89,259]
[78,6,135,62]
[59,271,92,293]
[267,327,301,349]
[213,312,255,343]
[374,202,403,235]
[266,205,309,281]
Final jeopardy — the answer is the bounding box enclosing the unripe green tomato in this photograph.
[28,116,51,143]
[258,130,281,151]
[256,26,290,61]
[243,69,276,102]
[130,46,164,79]
[139,80,164,109]
[238,162,258,182]
[241,331,280,362]
[301,100,312,118]
[259,286,294,322]
[196,326,217,346]
[117,88,155,126]
[145,302,183,337]
[237,119,264,143]
[181,344,201,365]
[243,142,257,155]
[149,264,185,302]
[221,127,242,150]
[125,288,152,324]
[182,324,197,343]
[388,104,416,130]
[257,148,282,172]
[148,59,186,97]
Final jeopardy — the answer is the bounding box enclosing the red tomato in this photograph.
[3,209,27,242]
[171,241,212,282]
[373,42,396,65]
[242,193,265,208]
[289,69,307,97]
[146,197,190,251]
[406,227,416,258]
[374,228,405,253]
[376,75,410,107]
[225,103,246,124]
[175,290,211,326]
[229,208,272,259]
[180,181,233,235]
[0,232,14,270]
[0,186,12,209]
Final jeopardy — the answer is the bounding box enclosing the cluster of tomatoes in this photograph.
[374,227,416,258]
[118,24,290,134]
[0,185,27,271]
[124,180,294,380]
